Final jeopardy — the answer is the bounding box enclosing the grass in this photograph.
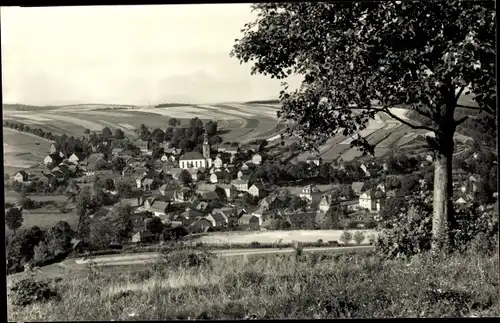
[7,249,499,320]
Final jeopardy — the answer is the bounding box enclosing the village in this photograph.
[5,116,494,246]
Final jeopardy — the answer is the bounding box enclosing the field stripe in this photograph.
[99,120,138,138]
[11,114,53,122]
[39,114,104,131]
[119,123,136,130]
[197,104,254,118]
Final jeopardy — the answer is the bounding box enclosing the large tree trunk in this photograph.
[431,105,456,252]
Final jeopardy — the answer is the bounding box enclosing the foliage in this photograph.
[9,277,61,307]
[340,230,353,245]
[5,207,23,233]
[6,226,45,274]
[145,217,164,237]
[232,1,496,251]
[116,181,133,198]
[111,157,126,173]
[179,170,193,186]
[374,186,498,259]
[353,231,365,245]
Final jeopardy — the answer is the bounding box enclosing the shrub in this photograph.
[153,248,216,273]
[353,231,365,245]
[340,230,353,245]
[250,241,261,248]
[9,277,60,307]
[375,186,499,259]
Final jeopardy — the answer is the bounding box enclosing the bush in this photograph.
[375,187,499,259]
[250,241,261,248]
[353,231,365,245]
[9,277,60,307]
[340,230,353,245]
[153,248,216,273]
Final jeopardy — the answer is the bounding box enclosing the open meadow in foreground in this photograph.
[7,250,498,320]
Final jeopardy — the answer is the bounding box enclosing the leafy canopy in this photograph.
[231,1,495,154]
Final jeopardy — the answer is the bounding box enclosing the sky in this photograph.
[1,4,301,106]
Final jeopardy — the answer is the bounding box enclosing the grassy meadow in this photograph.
[7,249,499,320]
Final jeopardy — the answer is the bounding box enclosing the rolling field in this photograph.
[3,128,52,173]
[4,102,437,167]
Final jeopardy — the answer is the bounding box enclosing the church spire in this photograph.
[204,131,209,144]
[203,131,210,160]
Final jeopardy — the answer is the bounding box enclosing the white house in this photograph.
[318,194,334,213]
[359,189,386,212]
[69,152,85,164]
[306,156,322,166]
[252,153,263,165]
[231,179,250,192]
[13,171,29,183]
[213,157,224,169]
[248,183,265,198]
[299,184,320,202]
[209,173,219,183]
[44,153,62,166]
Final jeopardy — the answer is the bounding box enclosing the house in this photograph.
[237,169,253,180]
[238,214,261,230]
[142,178,154,191]
[241,163,250,171]
[259,195,287,211]
[134,139,152,155]
[216,184,237,200]
[196,201,211,213]
[206,212,228,228]
[49,142,60,154]
[456,197,467,205]
[168,168,183,180]
[213,157,224,169]
[252,153,263,165]
[201,191,220,202]
[146,199,171,217]
[44,153,63,166]
[188,168,202,181]
[248,183,266,198]
[197,182,218,194]
[360,163,371,177]
[174,187,193,202]
[318,194,335,213]
[226,146,240,155]
[132,231,155,243]
[81,153,106,173]
[351,182,365,196]
[159,184,172,196]
[306,156,322,166]
[122,197,144,208]
[39,172,56,187]
[69,152,85,164]
[246,144,260,153]
[112,148,124,156]
[188,218,213,233]
[299,184,321,202]
[209,173,220,183]
[231,179,250,192]
[136,174,147,188]
[13,171,29,183]
[359,189,386,212]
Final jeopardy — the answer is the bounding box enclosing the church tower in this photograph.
[203,132,211,161]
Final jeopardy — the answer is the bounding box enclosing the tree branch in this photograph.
[456,104,495,115]
[375,107,435,132]
[455,86,465,102]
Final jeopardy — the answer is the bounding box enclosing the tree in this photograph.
[231,2,495,252]
[112,157,126,173]
[5,207,23,234]
[145,217,164,239]
[205,120,218,137]
[179,170,192,186]
[114,128,125,140]
[168,118,180,127]
[84,128,90,134]
[101,127,113,139]
[45,221,73,257]
[340,230,353,246]
[116,182,133,198]
[353,231,365,245]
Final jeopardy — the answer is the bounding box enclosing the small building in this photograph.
[237,169,252,180]
[69,152,85,164]
[359,189,386,212]
[132,231,155,243]
[252,153,263,165]
[206,212,228,228]
[142,178,154,191]
[318,194,334,213]
[231,179,250,192]
[213,157,224,169]
[44,153,63,166]
[299,184,321,202]
[201,191,220,202]
[136,174,147,188]
[188,168,202,181]
[174,187,193,202]
[13,171,29,183]
[216,184,237,200]
[238,214,261,230]
[209,173,220,183]
[351,182,365,196]
[306,156,322,166]
[248,183,266,198]
[49,142,60,154]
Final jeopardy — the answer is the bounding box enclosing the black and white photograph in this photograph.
[3,1,498,320]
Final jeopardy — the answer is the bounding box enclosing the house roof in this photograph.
[210,212,227,222]
[133,231,154,239]
[180,152,205,160]
[239,213,258,224]
[71,152,85,160]
[197,183,217,192]
[150,200,170,212]
[47,153,62,161]
[231,179,249,185]
[202,191,220,201]
[216,184,235,190]
[142,178,154,186]
[197,201,209,210]
[136,174,147,181]
[306,156,320,160]
[240,175,252,181]
[250,183,265,190]
[181,209,205,218]
[351,182,365,193]
[87,153,106,166]
[112,148,123,154]
[168,168,182,175]
[16,170,29,178]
